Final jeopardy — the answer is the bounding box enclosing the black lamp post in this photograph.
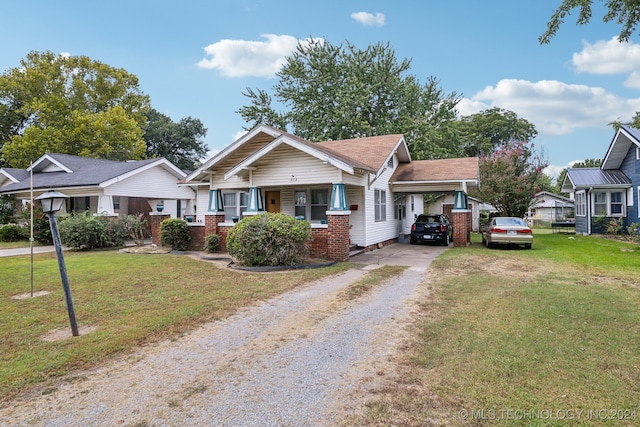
[35,190,79,337]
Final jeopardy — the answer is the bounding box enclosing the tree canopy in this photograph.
[453,107,538,157]
[143,109,208,171]
[540,0,640,43]
[0,51,150,167]
[471,141,549,217]
[238,40,462,160]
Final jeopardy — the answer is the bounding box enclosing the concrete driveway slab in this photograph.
[349,241,449,268]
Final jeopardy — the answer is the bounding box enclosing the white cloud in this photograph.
[464,78,640,135]
[351,11,385,27]
[197,34,320,78]
[544,160,581,181]
[572,37,640,76]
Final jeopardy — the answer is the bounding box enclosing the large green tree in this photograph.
[454,107,538,157]
[540,0,640,43]
[143,109,208,171]
[0,51,150,167]
[471,141,549,217]
[238,40,462,159]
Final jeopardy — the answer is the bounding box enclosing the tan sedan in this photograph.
[482,217,533,249]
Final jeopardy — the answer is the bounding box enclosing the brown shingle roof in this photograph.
[391,157,479,182]
[317,134,404,172]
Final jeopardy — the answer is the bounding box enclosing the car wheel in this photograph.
[441,233,449,246]
[524,243,532,249]
[410,237,417,245]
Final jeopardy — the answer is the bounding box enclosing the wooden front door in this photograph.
[265,191,281,213]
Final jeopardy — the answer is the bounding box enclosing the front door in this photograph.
[265,191,281,213]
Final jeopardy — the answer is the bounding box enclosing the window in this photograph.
[375,189,386,222]
[310,189,328,221]
[592,190,625,217]
[113,196,120,211]
[239,192,248,216]
[295,190,307,219]
[223,193,236,221]
[575,192,586,216]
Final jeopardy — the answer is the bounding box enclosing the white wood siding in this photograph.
[363,159,397,247]
[210,174,248,189]
[252,146,339,186]
[105,166,194,199]
[347,185,365,246]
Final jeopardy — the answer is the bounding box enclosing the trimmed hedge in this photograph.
[226,213,312,266]
[0,223,28,242]
[204,233,220,253]
[160,218,191,251]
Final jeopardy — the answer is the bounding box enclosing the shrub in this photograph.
[204,233,220,253]
[627,222,640,237]
[226,213,312,266]
[160,218,191,251]
[18,203,52,244]
[59,212,107,250]
[0,223,28,242]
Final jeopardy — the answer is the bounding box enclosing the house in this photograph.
[561,125,637,235]
[179,124,479,260]
[527,191,574,226]
[0,153,196,220]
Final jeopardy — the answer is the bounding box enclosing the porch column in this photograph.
[326,210,351,261]
[149,213,170,246]
[329,183,348,211]
[245,187,265,214]
[452,190,471,247]
[97,195,115,216]
[207,189,225,212]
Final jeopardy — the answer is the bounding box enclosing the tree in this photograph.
[143,109,208,171]
[540,0,640,44]
[454,107,538,157]
[0,51,150,167]
[471,141,549,217]
[238,40,462,159]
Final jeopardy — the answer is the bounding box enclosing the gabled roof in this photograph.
[390,157,480,185]
[531,191,574,208]
[185,124,411,183]
[0,153,185,194]
[561,168,631,192]
[602,125,640,170]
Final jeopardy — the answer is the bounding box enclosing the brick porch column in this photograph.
[452,210,471,247]
[326,210,351,261]
[205,213,226,236]
[149,213,170,246]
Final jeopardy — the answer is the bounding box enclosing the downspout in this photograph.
[587,187,593,235]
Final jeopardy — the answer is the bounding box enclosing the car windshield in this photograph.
[418,215,440,222]
[494,217,525,226]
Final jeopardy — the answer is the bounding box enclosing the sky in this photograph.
[2,1,640,182]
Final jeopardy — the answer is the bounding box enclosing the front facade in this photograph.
[183,125,480,258]
[0,153,195,220]
[561,126,637,235]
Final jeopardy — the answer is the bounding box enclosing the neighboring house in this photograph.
[423,194,488,232]
[0,153,195,219]
[182,124,479,259]
[561,125,637,235]
[527,191,574,225]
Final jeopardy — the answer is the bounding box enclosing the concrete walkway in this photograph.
[0,245,57,257]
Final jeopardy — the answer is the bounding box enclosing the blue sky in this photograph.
[2,1,639,181]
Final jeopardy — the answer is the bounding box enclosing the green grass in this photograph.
[0,240,36,250]
[0,251,352,402]
[349,232,640,426]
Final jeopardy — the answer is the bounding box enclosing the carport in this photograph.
[390,157,480,247]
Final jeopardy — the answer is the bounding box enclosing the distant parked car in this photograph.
[410,214,453,246]
[482,216,533,249]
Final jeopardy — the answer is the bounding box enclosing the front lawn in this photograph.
[349,232,640,426]
[0,251,351,402]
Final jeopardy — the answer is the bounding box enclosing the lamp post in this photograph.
[35,191,79,337]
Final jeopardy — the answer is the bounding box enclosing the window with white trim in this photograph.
[223,193,237,221]
[295,190,307,219]
[375,189,387,222]
[575,191,586,216]
[310,189,328,221]
[592,190,625,217]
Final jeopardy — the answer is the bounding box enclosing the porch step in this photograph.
[349,245,365,257]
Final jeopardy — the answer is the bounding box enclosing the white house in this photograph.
[0,153,195,219]
[182,125,479,260]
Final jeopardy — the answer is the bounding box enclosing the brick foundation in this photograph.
[309,227,329,259]
[452,210,471,247]
[362,238,397,252]
[187,225,206,251]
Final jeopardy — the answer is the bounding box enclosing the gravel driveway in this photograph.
[1,246,442,427]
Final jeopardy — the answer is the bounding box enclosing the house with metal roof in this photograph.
[182,124,480,260]
[0,153,196,219]
[561,125,637,234]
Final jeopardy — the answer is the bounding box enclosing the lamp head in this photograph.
[35,190,69,214]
